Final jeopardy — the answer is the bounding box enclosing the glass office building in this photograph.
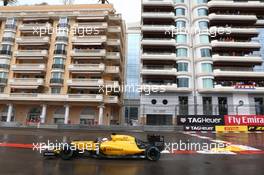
[124,25,141,125]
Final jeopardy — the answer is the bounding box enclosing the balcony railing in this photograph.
[68,64,105,72]
[71,49,106,57]
[104,96,119,103]
[105,66,120,74]
[15,50,48,58]
[19,23,52,31]
[67,79,104,86]
[11,64,46,72]
[9,78,44,86]
[72,36,107,43]
[106,52,121,60]
[16,36,50,45]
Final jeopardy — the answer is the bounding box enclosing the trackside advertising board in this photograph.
[177,115,224,131]
[224,115,264,126]
[248,126,264,131]
[215,126,248,132]
[177,115,224,125]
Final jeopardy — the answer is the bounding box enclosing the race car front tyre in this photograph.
[60,146,74,160]
[146,146,161,161]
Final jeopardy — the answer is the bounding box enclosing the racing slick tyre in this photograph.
[60,145,74,160]
[145,146,161,161]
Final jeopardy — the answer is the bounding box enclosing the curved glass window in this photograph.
[176,20,186,28]
[201,63,213,73]
[176,34,187,44]
[175,8,185,16]
[178,78,189,88]
[176,48,188,57]
[199,35,210,44]
[198,8,208,16]
[203,78,213,88]
[178,63,188,72]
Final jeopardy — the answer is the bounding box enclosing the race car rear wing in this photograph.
[147,135,164,151]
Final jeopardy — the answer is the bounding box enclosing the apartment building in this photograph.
[141,0,264,125]
[0,4,126,125]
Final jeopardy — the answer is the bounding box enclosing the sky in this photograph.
[14,0,141,24]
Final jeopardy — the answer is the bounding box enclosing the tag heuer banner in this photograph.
[177,115,225,126]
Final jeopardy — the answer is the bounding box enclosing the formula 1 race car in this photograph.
[42,134,164,161]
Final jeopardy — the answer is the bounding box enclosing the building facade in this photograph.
[141,0,264,125]
[0,4,126,125]
[124,24,141,125]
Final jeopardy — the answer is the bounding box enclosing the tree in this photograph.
[98,0,109,4]
[1,0,17,6]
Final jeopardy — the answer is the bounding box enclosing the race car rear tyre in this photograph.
[60,146,74,160]
[146,146,160,161]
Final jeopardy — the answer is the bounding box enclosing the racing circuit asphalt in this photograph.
[0,128,263,175]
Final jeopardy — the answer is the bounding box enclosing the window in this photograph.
[175,20,186,28]
[163,99,168,105]
[176,48,188,57]
[0,72,8,79]
[51,72,62,79]
[203,97,212,115]
[200,48,212,57]
[197,8,208,16]
[151,99,157,105]
[51,87,61,94]
[197,0,207,4]
[178,78,189,88]
[199,21,209,29]
[55,44,66,51]
[199,35,210,44]
[175,8,185,16]
[59,17,68,24]
[176,34,187,44]
[177,62,188,72]
[0,44,11,51]
[174,0,184,3]
[203,78,213,88]
[201,63,213,73]
[53,57,64,64]
[179,96,188,115]
[6,18,16,25]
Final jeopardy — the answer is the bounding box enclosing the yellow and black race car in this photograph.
[43,134,164,161]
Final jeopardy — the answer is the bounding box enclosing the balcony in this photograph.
[141,38,176,46]
[104,80,120,88]
[211,40,261,49]
[214,69,264,78]
[75,22,107,29]
[142,25,175,32]
[16,36,50,45]
[109,14,122,21]
[142,0,174,6]
[68,63,105,73]
[212,54,263,64]
[108,26,121,33]
[104,96,119,104]
[107,39,120,46]
[0,93,104,102]
[208,1,264,8]
[199,84,264,94]
[72,36,107,45]
[19,23,52,31]
[142,12,175,18]
[67,79,104,87]
[141,67,177,76]
[11,64,46,73]
[142,83,191,92]
[210,27,258,35]
[14,50,48,59]
[105,66,120,74]
[106,52,121,60]
[141,52,176,60]
[71,49,106,58]
[9,78,44,88]
[209,13,257,22]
